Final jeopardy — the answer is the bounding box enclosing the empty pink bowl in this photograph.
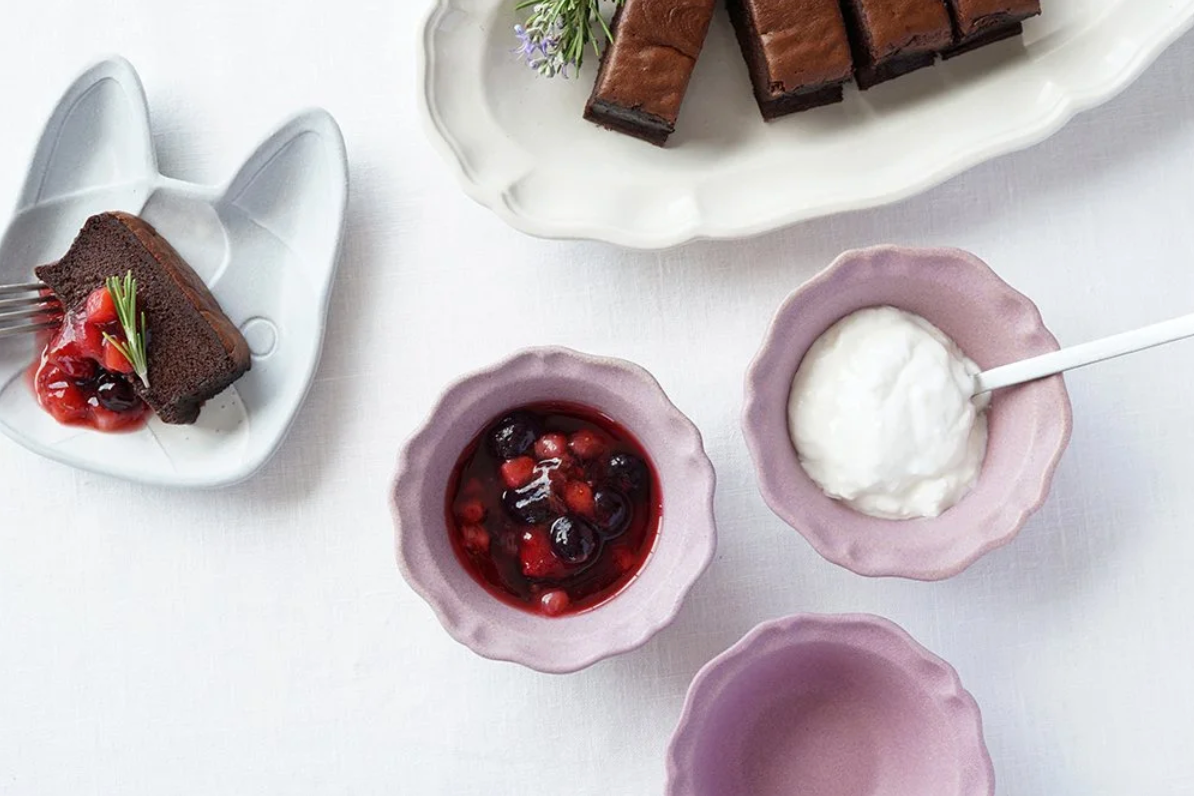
[667,614,995,796]
[743,246,1072,580]
[392,347,717,674]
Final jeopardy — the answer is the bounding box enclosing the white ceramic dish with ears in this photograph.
[0,57,349,488]
[419,0,1194,249]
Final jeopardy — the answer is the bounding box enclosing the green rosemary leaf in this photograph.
[514,0,625,77]
[104,271,151,389]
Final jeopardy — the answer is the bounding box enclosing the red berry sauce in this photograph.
[446,402,662,617]
[29,286,148,432]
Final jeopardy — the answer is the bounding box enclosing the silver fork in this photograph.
[0,282,61,338]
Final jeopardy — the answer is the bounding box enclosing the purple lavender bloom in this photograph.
[513,24,542,62]
[540,36,568,78]
[514,2,577,78]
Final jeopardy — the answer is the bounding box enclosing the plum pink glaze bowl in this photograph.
[392,347,717,674]
[743,246,1073,580]
[666,613,995,796]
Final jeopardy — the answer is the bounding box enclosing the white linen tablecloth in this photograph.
[2,4,1193,793]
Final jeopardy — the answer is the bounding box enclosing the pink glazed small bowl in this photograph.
[392,347,717,674]
[743,246,1072,580]
[666,613,995,796]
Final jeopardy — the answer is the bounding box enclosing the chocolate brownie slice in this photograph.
[941,0,1040,58]
[36,212,251,424]
[840,0,954,89]
[584,0,718,146]
[726,0,854,120]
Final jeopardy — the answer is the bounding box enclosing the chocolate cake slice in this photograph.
[726,0,854,120]
[584,0,718,146]
[36,212,250,424]
[840,0,954,89]
[941,0,1040,59]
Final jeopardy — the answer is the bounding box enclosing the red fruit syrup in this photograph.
[29,286,148,432]
[446,402,662,617]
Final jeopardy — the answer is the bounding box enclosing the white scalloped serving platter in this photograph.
[419,0,1194,249]
[0,57,349,488]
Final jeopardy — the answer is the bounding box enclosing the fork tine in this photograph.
[0,282,61,338]
[0,295,60,312]
[0,305,62,323]
[0,319,60,338]
[0,282,48,297]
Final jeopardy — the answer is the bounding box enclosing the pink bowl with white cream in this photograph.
[743,246,1073,580]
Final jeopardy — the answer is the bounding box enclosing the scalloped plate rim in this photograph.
[418,1,1194,250]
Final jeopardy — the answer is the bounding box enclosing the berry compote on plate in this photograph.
[31,285,148,432]
[447,402,662,617]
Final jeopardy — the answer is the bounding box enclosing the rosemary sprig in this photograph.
[102,271,150,389]
[514,0,624,77]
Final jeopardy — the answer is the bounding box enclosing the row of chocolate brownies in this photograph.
[584,0,1042,146]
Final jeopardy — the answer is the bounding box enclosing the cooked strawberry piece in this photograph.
[35,364,88,422]
[84,286,118,326]
[569,429,608,461]
[101,338,134,374]
[534,433,568,460]
[564,481,595,517]
[62,312,106,362]
[519,527,567,580]
[500,456,536,489]
[49,317,104,370]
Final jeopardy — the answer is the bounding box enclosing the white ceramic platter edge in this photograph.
[419,0,1194,250]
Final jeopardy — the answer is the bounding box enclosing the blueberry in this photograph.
[549,515,600,565]
[502,481,556,525]
[592,489,631,539]
[607,452,649,495]
[488,412,539,460]
[95,372,140,413]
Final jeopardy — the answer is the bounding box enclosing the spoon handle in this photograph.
[974,311,1194,395]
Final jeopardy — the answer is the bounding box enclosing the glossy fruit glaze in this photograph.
[446,402,661,617]
[30,286,148,432]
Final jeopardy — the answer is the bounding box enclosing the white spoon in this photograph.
[973,312,1194,395]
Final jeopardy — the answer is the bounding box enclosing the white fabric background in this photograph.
[1,3,1193,794]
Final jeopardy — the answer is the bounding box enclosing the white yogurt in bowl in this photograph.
[787,306,990,520]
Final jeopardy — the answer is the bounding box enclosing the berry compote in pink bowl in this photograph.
[666,614,995,796]
[743,246,1073,580]
[392,347,717,674]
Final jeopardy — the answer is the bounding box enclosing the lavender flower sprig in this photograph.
[514,0,623,77]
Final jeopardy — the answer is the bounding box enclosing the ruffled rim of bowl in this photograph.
[666,613,996,796]
[392,346,717,673]
[742,246,1073,580]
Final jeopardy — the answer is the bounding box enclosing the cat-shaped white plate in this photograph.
[0,57,349,488]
